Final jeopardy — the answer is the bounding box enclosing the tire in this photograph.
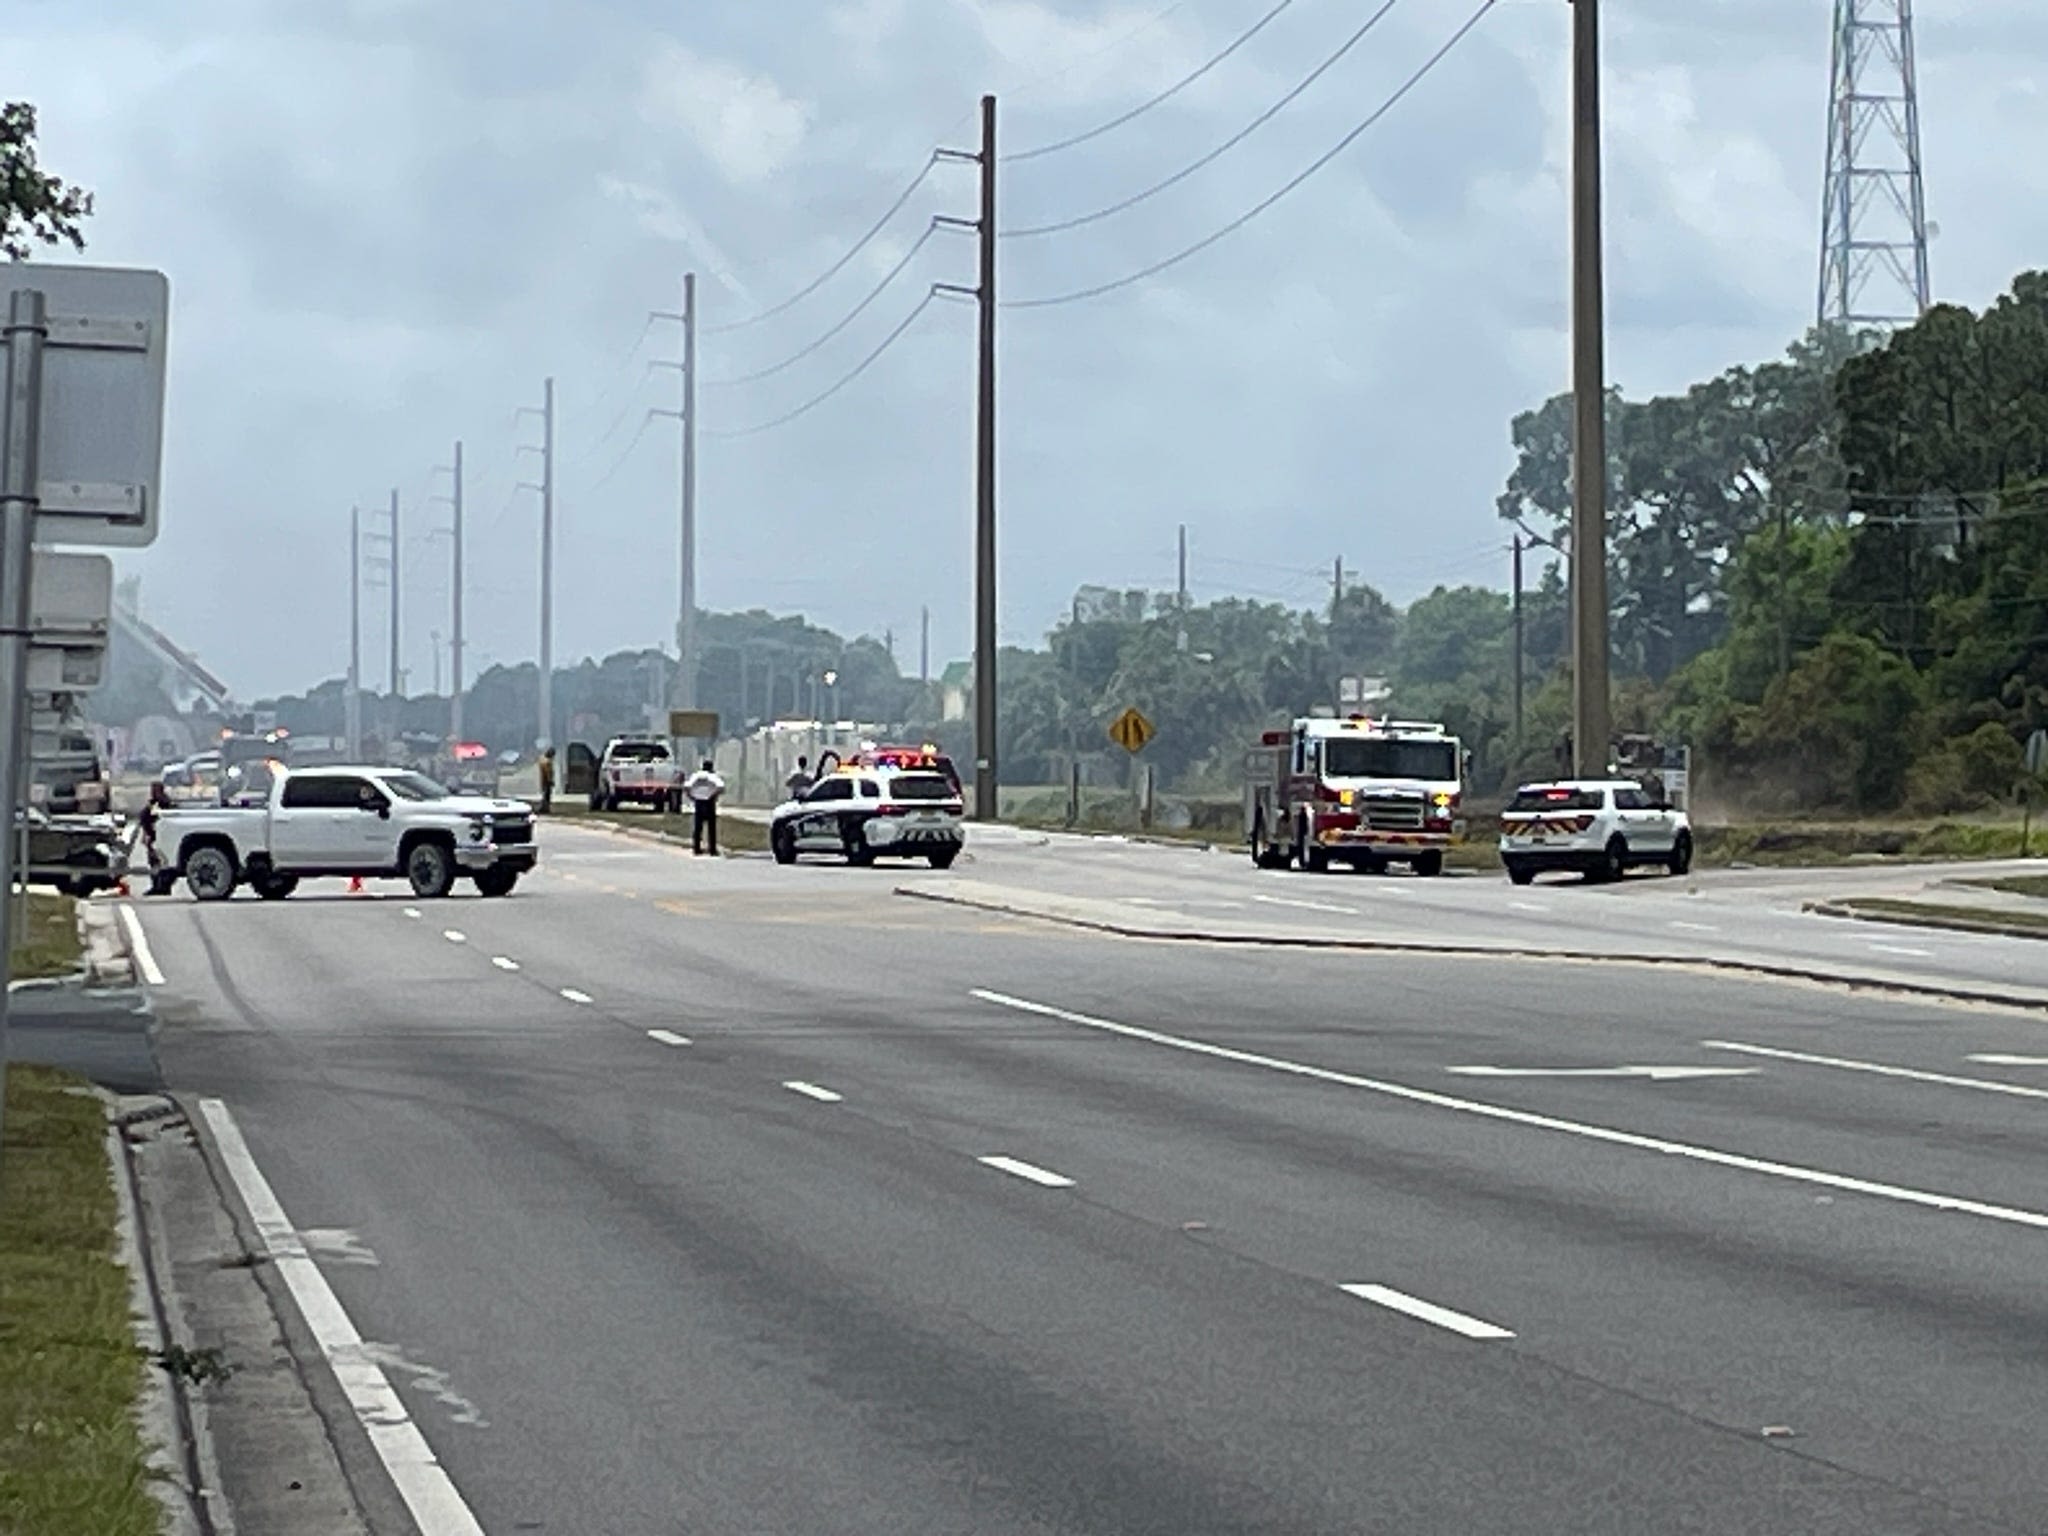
[1506,860,1536,887]
[771,825,798,865]
[1295,820,1329,874]
[253,872,299,900]
[927,846,960,870]
[185,845,238,902]
[1249,814,1271,870]
[406,839,457,899]
[1594,837,1628,884]
[1411,850,1445,878]
[474,866,519,898]
[843,821,874,868]
[1667,831,1694,877]
[589,791,607,813]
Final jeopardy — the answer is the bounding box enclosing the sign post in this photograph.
[0,265,169,1160]
[1107,707,1155,828]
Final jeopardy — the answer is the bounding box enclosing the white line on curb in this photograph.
[119,905,164,985]
[197,1101,486,1536]
[978,1155,1075,1189]
[783,1081,842,1102]
[969,989,2048,1232]
[647,1029,690,1047]
[1340,1283,1514,1340]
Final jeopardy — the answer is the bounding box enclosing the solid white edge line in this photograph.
[783,1080,843,1103]
[1703,1040,2048,1101]
[196,1100,486,1536]
[560,988,593,1005]
[978,1154,1076,1189]
[1340,1283,1515,1340]
[491,956,520,971]
[119,904,165,985]
[647,1029,691,1047]
[967,989,2048,1232]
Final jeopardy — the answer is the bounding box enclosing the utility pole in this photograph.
[939,96,998,817]
[1511,533,1525,746]
[919,605,931,686]
[431,629,443,697]
[347,507,362,759]
[680,274,698,712]
[387,487,402,700]
[1177,524,1189,611]
[1332,555,1344,620]
[541,379,554,749]
[1570,0,1611,778]
[446,439,465,745]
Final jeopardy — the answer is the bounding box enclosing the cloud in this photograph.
[637,41,811,186]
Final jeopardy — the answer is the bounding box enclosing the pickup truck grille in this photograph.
[1364,795,1424,831]
[492,820,534,847]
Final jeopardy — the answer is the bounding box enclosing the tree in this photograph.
[1,103,92,259]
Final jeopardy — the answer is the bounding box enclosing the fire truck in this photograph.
[1245,715,1467,875]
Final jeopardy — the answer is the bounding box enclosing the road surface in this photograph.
[130,820,2048,1533]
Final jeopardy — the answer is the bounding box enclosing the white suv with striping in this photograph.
[1498,779,1692,887]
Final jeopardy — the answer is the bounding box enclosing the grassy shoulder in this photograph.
[0,1065,157,1536]
[554,803,770,854]
[1825,896,2048,937]
[1958,874,2048,900]
[9,893,80,981]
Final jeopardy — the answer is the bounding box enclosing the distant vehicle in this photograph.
[590,735,677,813]
[770,763,964,868]
[219,729,292,806]
[14,806,124,898]
[1498,779,1693,886]
[157,765,538,901]
[1246,715,1466,876]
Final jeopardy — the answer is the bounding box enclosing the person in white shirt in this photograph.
[683,759,725,856]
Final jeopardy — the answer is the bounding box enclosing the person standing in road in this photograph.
[784,755,813,800]
[683,759,725,856]
[138,779,175,896]
[537,747,556,815]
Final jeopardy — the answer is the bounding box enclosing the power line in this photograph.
[585,411,657,493]
[706,156,937,335]
[562,378,654,469]
[1004,0,1396,239]
[1005,0,1501,309]
[704,223,940,389]
[708,291,944,440]
[1003,0,1296,165]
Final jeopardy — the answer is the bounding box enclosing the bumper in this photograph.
[864,818,965,850]
[1499,841,1602,872]
[1318,828,1452,853]
[456,845,537,874]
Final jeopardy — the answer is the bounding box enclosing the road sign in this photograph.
[668,709,719,739]
[1,265,170,546]
[25,551,110,692]
[1108,706,1155,755]
[2028,729,2048,777]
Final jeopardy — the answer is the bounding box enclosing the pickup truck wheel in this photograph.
[1667,831,1694,876]
[406,840,457,899]
[473,867,519,898]
[185,845,238,902]
[253,872,299,900]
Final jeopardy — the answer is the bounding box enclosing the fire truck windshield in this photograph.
[1322,737,1457,782]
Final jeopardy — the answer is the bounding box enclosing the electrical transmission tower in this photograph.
[1819,0,1932,329]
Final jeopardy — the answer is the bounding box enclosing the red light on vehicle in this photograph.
[1544,789,1573,801]
[454,742,488,760]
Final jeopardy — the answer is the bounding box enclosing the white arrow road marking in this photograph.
[1968,1054,2048,1067]
[1705,1041,2048,1101]
[971,988,2048,1232]
[1340,1284,1514,1341]
[1446,1065,1760,1081]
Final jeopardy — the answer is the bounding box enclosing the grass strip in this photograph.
[0,1065,157,1536]
[8,893,80,981]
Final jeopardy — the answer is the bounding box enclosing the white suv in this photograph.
[1498,779,1693,886]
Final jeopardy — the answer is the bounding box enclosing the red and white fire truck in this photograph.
[1245,715,1467,876]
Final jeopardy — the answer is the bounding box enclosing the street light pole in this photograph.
[1570,0,1611,777]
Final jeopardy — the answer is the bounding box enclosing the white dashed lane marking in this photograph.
[783,1081,842,1103]
[491,956,520,972]
[978,1155,1076,1189]
[647,1029,690,1047]
[560,988,594,1006]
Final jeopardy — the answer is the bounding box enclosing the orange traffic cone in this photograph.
[115,877,131,898]
[347,875,365,895]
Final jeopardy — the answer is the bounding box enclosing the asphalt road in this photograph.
[131,820,2048,1534]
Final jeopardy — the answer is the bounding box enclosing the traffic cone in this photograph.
[115,877,131,898]
[347,875,365,895]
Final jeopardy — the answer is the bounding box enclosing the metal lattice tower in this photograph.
[1820,0,1932,328]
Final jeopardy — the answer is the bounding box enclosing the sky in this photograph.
[12,0,2048,701]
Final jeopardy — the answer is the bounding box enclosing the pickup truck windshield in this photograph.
[1321,738,1457,781]
[382,772,452,801]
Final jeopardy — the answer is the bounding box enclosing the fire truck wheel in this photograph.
[1294,820,1329,874]
[1411,851,1444,878]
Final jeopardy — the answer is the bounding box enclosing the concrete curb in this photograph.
[82,899,136,987]
[897,882,2048,1014]
[1803,898,2048,943]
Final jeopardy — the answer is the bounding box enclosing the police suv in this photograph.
[1498,779,1693,886]
[770,762,965,868]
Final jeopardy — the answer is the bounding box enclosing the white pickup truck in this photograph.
[590,735,678,813]
[157,765,537,901]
